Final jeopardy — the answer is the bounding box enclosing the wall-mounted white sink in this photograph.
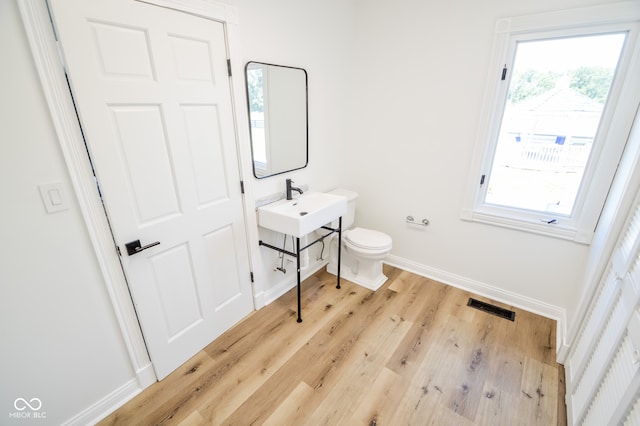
[257,192,347,237]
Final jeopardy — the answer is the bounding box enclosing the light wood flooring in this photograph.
[100,265,567,425]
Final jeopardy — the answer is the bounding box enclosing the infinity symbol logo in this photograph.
[14,398,42,411]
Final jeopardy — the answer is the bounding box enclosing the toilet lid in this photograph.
[346,227,392,250]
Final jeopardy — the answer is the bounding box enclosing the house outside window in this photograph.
[246,63,267,172]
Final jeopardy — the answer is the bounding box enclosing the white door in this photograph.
[49,0,254,379]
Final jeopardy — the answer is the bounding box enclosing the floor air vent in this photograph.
[467,298,515,321]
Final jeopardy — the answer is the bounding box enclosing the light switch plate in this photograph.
[38,182,69,213]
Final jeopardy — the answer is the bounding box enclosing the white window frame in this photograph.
[462,2,640,244]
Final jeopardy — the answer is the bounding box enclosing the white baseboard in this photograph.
[556,342,571,365]
[135,362,157,389]
[385,254,568,364]
[62,377,144,426]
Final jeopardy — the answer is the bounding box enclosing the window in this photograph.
[462,4,640,243]
[486,34,625,215]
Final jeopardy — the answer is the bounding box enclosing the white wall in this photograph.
[0,1,136,424]
[344,0,631,330]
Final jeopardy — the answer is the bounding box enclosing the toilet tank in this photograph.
[328,188,358,229]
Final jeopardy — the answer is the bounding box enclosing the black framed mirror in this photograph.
[245,62,308,178]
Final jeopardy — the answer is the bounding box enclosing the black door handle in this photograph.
[125,239,160,256]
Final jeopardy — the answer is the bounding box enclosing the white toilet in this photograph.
[322,189,392,291]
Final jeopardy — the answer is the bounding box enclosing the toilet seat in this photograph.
[345,227,392,251]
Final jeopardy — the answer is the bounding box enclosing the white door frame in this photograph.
[17,0,261,389]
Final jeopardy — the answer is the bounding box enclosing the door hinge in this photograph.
[240,180,245,194]
[250,272,254,283]
[116,245,122,256]
[480,174,486,185]
[227,59,232,77]
[501,65,507,81]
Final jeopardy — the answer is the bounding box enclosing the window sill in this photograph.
[461,208,593,244]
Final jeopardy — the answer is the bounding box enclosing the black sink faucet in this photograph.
[286,179,303,200]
